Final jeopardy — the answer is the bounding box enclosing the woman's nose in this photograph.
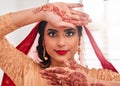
[57,37,66,47]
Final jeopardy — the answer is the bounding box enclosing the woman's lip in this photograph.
[56,50,68,55]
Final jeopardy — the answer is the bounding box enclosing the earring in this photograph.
[78,44,83,65]
[43,48,48,60]
[78,45,80,56]
[78,41,81,55]
[78,43,81,63]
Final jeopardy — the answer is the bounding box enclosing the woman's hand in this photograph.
[34,2,91,28]
[40,60,120,86]
[40,67,88,86]
[40,62,108,86]
[10,2,91,28]
[40,60,88,86]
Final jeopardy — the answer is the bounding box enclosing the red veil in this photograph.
[1,24,118,86]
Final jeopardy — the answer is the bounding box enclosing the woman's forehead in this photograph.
[45,23,77,30]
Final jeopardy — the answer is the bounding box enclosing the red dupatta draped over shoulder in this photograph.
[84,26,118,73]
[1,24,118,86]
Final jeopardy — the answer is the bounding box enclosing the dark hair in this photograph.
[36,21,83,68]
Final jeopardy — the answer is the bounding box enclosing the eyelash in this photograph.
[48,31,75,37]
[65,31,75,37]
[48,32,57,37]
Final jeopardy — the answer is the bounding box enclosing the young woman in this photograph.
[40,23,120,86]
[37,21,120,86]
[0,2,91,86]
[36,21,82,68]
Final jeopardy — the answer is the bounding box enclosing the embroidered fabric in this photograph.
[88,68,120,81]
[0,13,18,39]
[0,38,48,86]
[0,38,24,86]
[0,13,19,86]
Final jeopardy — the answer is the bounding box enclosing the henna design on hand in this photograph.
[90,83,105,86]
[41,67,107,86]
[65,71,88,86]
[33,4,71,22]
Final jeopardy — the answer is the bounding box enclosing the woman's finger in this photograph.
[70,10,91,22]
[45,67,67,74]
[70,18,92,26]
[71,10,89,19]
[70,14,80,20]
[67,3,83,8]
[71,10,87,16]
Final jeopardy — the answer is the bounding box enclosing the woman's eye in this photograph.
[65,31,75,37]
[48,32,57,37]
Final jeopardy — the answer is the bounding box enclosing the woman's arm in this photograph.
[0,14,18,39]
[10,2,91,27]
[0,2,91,39]
[88,68,120,81]
[0,38,25,85]
[0,37,41,86]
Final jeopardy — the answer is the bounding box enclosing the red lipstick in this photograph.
[56,50,68,55]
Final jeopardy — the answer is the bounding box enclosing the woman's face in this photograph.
[43,23,80,66]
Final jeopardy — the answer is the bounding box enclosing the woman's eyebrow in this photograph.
[64,28,75,32]
[47,29,58,32]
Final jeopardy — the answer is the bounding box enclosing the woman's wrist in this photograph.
[9,7,43,27]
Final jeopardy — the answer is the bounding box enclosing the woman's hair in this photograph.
[36,21,83,68]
